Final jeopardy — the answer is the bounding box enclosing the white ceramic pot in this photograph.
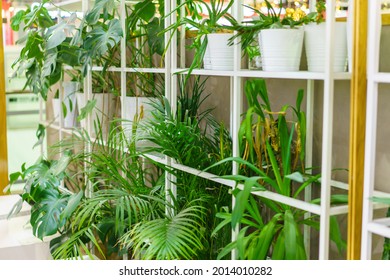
[52,98,60,123]
[62,81,79,128]
[52,96,77,128]
[76,93,117,138]
[207,33,234,71]
[258,28,304,72]
[203,38,212,70]
[304,22,348,72]
[123,96,156,139]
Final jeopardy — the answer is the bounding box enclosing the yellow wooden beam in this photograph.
[0,0,9,194]
[348,0,368,260]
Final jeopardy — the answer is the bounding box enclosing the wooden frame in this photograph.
[347,0,368,260]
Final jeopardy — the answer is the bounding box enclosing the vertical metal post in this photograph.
[230,0,242,260]
[304,79,315,257]
[319,0,336,260]
[164,0,174,215]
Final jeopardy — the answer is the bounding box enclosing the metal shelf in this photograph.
[172,68,352,80]
[43,0,353,260]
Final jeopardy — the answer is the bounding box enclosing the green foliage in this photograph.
[135,76,232,259]
[120,199,206,260]
[239,79,306,176]
[10,0,123,100]
[126,0,166,66]
[227,0,317,55]
[7,152,81,240]
[210,79,347,259]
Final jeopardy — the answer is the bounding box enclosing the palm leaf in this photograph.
[122,204,206,260]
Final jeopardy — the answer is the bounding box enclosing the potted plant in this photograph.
[208,79,347,259]
[122,0,166,140]
[166,0,235,72]
[229,0,313,72]
[10,0,122,136]
[46,73,77,129]
[304,0,349,72]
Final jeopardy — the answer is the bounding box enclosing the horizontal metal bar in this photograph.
[329,205,349,215]
[166,160,339,216]
[171,69,352,80]
[237,70,351,80]
[40,121,76,134]
[330,179,349,190]
[367,221,390,239]
[372,72,390,83]
[91,66,166,74]
[170,161,236,188]
[250,188,323,215]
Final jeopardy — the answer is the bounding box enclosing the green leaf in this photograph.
[134,0,156,22]
[62,101,67,118]
[122,204,206,260]
[284,210,297,260]
[9,171,22,184]
[45,21,67,50]
[84,18,123,57]
[266,141,283,194]
[286,172,305,183]
[371,197,390,205]
[85,0,118,24]
[61,191,84,220]
[232,177,261,228]
[255,214,280,259]
[146,17,164,56]
[329,216,347,254]
[30,189,70,239]
[296,89,304,111]
[33,124,46,149]
[10,10,26,31]
[77,99,97,121]
[237,226,249,260]
[272,232,285,260]
[311,194,348,205]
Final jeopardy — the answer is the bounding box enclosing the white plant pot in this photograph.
[203,38,212,70]
[259,28,304,72]
[52,98,60,123]
[62,81,79,128]
[207,33,234,71]
[304,22,348,72]
[123,97,156,143]
[52,97,77,128]
[76,93,117,138]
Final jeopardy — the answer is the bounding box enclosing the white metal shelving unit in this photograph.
[361,0,390,259]
[42,0,352,260]
[165,0,351,260]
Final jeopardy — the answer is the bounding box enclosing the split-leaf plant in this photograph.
[10,0,123,123]
[162,0,235,79]
[8,119,208,260]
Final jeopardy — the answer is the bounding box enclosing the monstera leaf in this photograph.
[146,17,164,56]
[84,18,123,57]
[85,0,118,24]
[30,188,70,240]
